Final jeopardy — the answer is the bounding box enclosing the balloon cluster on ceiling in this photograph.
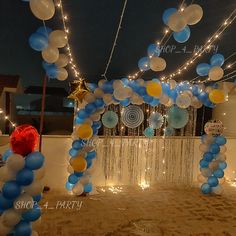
[0,125,45,236]
[25,0,69,81]
[198,120,227,195]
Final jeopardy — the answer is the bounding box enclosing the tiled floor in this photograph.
[35,184,236,236]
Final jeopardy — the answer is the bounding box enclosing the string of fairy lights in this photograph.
[0,108,16,129]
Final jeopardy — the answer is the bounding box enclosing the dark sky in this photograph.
[0,0,236,89]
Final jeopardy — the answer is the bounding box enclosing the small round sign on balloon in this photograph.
[204,120,224,136]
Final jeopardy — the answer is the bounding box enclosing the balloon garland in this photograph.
[199,120,227,195]
[0,125,45,236]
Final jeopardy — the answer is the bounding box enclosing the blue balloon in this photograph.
[120,98,130,107]
[213,169,224,178]
[25,152,45,170]
[147,44,161,57]
[74,172,83,177]
[102,82,114,93]
[138,57,150,71]
[22,204,41,222]
[198,92,208,103]
[2,149,13,162]
[94,98,104,108]
[196,63,211,76]
[14,221,32,236]
[33,194,42,202]
[87,83,98,92]
[75,117,84,125]
[210,53,225,67]
[37,26,52,37]
[87,151,97,161]
[162,82,171,95]
[143,95,153,104]
[209,143,220,154]
[0,193,13,209]
[192,85,199,96]
[150,98,159,107]
[162,8,177,25]
[208,176,219,187]
[173,26,191,43]
[68,174,79,184]
[92,121,102,130]
[137,87,146,96]
[215,136,227,146]
[199,159,209,168]
[86,159,93,169]
[201,183,212,194]
[203,152,214,162]
[65,181,74,191]
[77,109,88,119]
[29,32,48,51]
[2,181,21,200]
[85,103,96,114]
[72,140,84,150]
[69,148,78,157]
[16,168,34,186]
[84,183,93,193]
[219,162,227,170]
[93,128,98,136]
[121,78,129,86]
[43,62,58,78]
[169,89,178,101]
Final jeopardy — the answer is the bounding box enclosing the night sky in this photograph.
[0,0,236,89]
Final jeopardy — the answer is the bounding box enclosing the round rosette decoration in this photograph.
[102,111,119,129]
[164,126,175,136]
[204,120,224,136]
[144,127,154,138]
[121,105,144,128]
[148,112,164,129]
[167,106,189,129]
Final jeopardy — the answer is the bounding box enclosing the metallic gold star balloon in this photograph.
[68,79,90,102]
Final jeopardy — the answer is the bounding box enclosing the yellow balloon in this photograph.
[146,81,162,98]
[76,124,93,140]
[209,89,225,104]
[70,157,87,172]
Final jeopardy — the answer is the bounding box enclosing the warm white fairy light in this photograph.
[139,181,150,190]
[0,108,16,129]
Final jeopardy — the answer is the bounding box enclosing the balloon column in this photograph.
[199,120,227,195]
[0,125,45,236]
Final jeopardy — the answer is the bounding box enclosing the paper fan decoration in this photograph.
[148,112,164,129]
[121,105,144,128]
[102,111,118,128]
[164,126,175,136]
[144,127,154,138]
[167,106,189,129]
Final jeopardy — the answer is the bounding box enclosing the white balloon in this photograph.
[166,98,174,107]
[201,168,212,177]
[212,185,223,195]
[98,79,106,88]
[183,4,203,25]
[168,11,187,32]
[84,118,93,126]
[159,94,169,105]
[103,94,113,105]
[77,150,87,158]
[176,93,191,108]
[208,161,219,171]
[94,88,104,98]
[136,78,145,86]
[30,0,55,20]
[113,80,124,89]
[0,166,15,182]
[57,68,68,81]
[55,54,69,68]
[72,183,84,195]
[6,154,25,173]
[23,181,44,196]
[42,45,59,63]
[130,93,143,105]
[199,143,209,153]
[90,112,101,122]
[209,66,224,81]
[34,166,45,180]
[215,153,226,162]
[49,30,68,48]
[67,165,74,174]
[31,231,39,236]
[197,174,206,183]
[169,79,177,89]
[84,93,95,103]
[191,96,202,109]
[150,57,166,72]
[97,108,105,114]
[113,87,132,100]
[220,145,227,154]
[83,145,94,152]
[14,193,34,213]
[1,209,21,227]
[0,221,11,236]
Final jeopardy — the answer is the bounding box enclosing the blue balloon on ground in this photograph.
[201,183,212,194]
[199,159,209,168]
[219,162,227,170]
[22,204,41,222]
[167,106,189,129]
[85,103,96,114]
[69,148,78,157]
[14,221,32,236]
[33,194,42,202]
[173,26,191,43]
[94,98,105,108]
[196,63,211,76]
[84,183,93,193]
[138,57,150,71]
[25,152,45,170]
[37,26,52,37]
[144,127,154,138]
[213,169,224,178]
[210,53,225,67]
[147,44,161,57]
[120,98,130,107]
[162,8,177,25]
[65,181,74,191]
[29,32,48,51]
[0,193,13,209]
[208,176,219,187]
[16,168,34,186]
[2,181,21,200]
[209,143,220,154]
[68,174,79,184]
[2,149,13,162]
[77,109,88,119]
[215,136,227,146]
[203,152,214,162]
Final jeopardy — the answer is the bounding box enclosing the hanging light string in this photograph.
[102,0,128,80]
[162,9,236,81]
[0,108,16,128]
[56,0,81,80]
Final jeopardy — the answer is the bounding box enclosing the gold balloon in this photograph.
[68,80,90,102]
[42,45,59,63]
[57,68,68,81]
[76,124,93,140]
[146,81,162,97]
[150,57,166,72]
[209,89,225,104]
[49,30,68,48]
[168,12,187,32]
[209,66,224,81]
[70,157,87,172]
[183,4,203,25]
[55,54,69,68]
[30,0,55,21]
